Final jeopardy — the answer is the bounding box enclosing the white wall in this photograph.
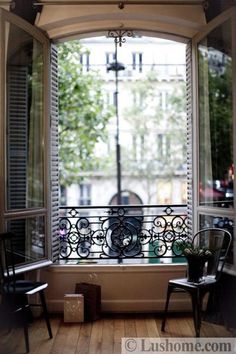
[41,264,191,313]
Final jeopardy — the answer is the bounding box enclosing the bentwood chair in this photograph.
[0,232,53,352]
[161,228,232,337]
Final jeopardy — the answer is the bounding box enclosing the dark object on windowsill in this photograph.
[75,282,101,322]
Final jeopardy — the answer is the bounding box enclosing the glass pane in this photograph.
[6,22,44,209]
[198,20,233,208]
[199,214,234,265]
[7,216,46,265]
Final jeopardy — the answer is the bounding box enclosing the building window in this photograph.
[105,90,115,106]
[132,134,145,161]
[79,184,91,205]
[157,134,171,160]
[60,185,67,206]
[133,91,143,106]
[132,52,143,72]
[106,52,115,71]
[80,52,90,71]
[160,91,169,111]
[109,190,143,205]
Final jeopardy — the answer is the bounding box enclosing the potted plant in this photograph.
[177,241,213,283]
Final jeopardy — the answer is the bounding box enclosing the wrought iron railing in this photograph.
[59,204,189,263]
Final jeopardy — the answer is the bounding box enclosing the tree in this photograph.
[122,70,186,203]
[58,41,112,186]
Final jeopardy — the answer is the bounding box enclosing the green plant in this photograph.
[177,240,214,283]
[177,240,213,259]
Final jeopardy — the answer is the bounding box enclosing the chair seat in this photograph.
[4,280,48,295]
[169,276,217,289]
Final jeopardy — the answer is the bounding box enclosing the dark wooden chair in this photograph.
[161,228,232,337]
[0,232,53,352]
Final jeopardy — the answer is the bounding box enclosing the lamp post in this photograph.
[107,44,125,204]
[108,29,133,205]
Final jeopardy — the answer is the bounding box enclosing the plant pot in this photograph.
[186,256,206,283]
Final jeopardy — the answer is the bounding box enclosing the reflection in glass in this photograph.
[6,22,44,210]
[200,214,233,265]
[7,216,45,266]
[198,21,233,208]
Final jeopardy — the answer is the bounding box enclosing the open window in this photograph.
[0,9,59,271]
[192,8,236,267]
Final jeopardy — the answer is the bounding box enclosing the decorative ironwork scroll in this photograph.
[108,29,134,47]
[59,204,189,263]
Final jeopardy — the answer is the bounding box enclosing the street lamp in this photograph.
[107,29,133,205]
[107,57,125,204]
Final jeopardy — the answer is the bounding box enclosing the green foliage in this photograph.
[199,51,233,187]
[122,70,186,178]
[208,60,233,180]
[58,41,112,186]
[177,240,213,258]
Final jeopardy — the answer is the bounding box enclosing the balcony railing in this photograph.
[59,204,189,264]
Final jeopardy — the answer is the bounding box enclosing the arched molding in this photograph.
[35,4,206,40]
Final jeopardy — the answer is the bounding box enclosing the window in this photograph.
[133,91,143,106]
[105,90,115,106]
[132,134,145,161]
[194,14,235,270]
[7,43,44,211]
[132,52,143,72]
[106,52,115,71]
[198,20,233,208]
[60,185,67,206]
[199,214,233,265]
[157,134,170,160]
[0,10,51,269]
[80,52,90,71]
[79,184,91,205]
[160,91,169,111]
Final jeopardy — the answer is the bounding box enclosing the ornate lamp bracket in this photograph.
[108,29,134,47]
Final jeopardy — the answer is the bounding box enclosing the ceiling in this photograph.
[1,0,236,42]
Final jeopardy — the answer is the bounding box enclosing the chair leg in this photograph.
[161,284,173,332]
[39,291,53,339]
[23,321,30,353]
[191,292,198,336]
[190,289,202,337]
[21,306,30,353]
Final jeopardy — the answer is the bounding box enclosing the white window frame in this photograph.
[192,8,236,267]
[0,9,53,272]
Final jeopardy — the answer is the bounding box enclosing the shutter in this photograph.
[186,40,193,236]
[7,67,28,253]
[7,66,28,209]
[50,44,60,262]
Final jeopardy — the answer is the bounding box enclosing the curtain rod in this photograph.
[33,1,206,7]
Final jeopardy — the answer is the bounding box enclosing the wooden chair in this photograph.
[161,228,232,337]
[0,232,53,352]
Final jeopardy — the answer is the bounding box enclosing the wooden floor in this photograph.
[0,313,234,354]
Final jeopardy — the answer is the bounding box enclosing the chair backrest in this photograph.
[192,228,232,280]
[0,232,17,288]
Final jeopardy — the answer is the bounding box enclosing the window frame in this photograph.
[0,9,52,273]
[132,52,143,72]
[192,8,236,245]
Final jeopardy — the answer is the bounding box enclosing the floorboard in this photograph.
[0,313,234,354]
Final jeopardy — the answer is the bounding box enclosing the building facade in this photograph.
[65,36,187,207]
